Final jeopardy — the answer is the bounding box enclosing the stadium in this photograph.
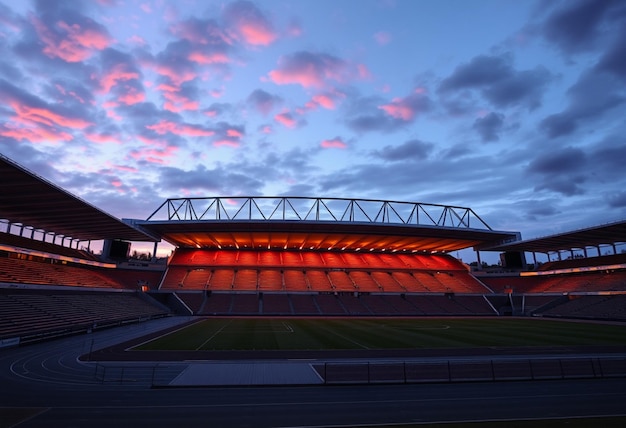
[1,153,626,427]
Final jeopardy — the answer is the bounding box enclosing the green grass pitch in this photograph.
[133,317,626,352]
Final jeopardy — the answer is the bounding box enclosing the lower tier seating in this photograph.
[0,289,168,342]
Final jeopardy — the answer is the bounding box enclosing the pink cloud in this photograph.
[223,1,277,46]
[374,31,392,46]
[213,139,240,147]
[107,162,139,173]
[309,90,346,110]
[287,20,303,37]
[0,124,73,143]
[127,35,147,46]
[227,129,243,138]
[32,17,112,62]
[146,120,214,137]
[100,64,140,93]
[128,144,178,165]
[118,88,145,105]
[378,89,431,121]
[378,99,415,121]
[268,51,365,89]
[152,63,197,86]
[111,179,123,187]
[259,124,273,134]
[155,87,199,112]
[274,110,297,128]
[321,137,347,149]
[86,132,121,144]
[10,101,91,129]
[188,51,230,64]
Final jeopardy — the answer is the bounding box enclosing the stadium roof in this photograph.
[0,154,156,242]
[135,197,520,252]
[484,219,626,254]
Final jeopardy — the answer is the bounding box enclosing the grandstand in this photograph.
[2,154,626,348]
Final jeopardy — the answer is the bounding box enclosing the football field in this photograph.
[133,317,626,352]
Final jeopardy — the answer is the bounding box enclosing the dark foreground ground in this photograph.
[2,317,626,427]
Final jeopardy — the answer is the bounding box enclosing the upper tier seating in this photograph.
[0,256,162,289]
[480,270,626,293]
[0,231,98,261]
[538,253,626,271]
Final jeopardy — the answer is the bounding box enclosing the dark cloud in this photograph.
[483,66,552,109]
[439,53,552,111]
[596,27,626,81]
[527,147,586,175]
[158,164,265,195]
[440,54,513,91]
[372,139,433,161]
[541,0,624,54]
[539,70,625,138]
[527,147,588,196]
[247,89,282,115]
[606,191,626,208]
[473,112,504,142]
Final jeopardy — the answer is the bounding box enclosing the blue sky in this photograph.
[1,0,625,259]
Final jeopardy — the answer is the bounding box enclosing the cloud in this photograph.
[541,0,624,55]
[129,139,179,165]
[540,69,624,138]
[606,191,626,208]
[30,11,112,62]
[223,0,278,46]
[158,163,265,195]
[274,109,300,128]
[320,137,347,149]
[473,112,505,142]
[372,139,433,161]
[210,122,245,147]
[373,31,392,46]
[440,54,514,91]
[0,79,93,144]
[378,88,432,121]
[439,53,552,110]
[344,92,430,133]
[526,147,588,196]
[146,120,214,137]
[596,27,626,81]
[268,51,367,89]
[247,89,282,115]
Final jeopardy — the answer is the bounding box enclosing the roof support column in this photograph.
[583,247,588,258]
[475,250,482,270]
[152,241,158,262]
[532,252,537,267]
[612,244,617,255]
[596,245,601,256]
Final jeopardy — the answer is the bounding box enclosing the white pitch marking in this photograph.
[195,319,234,351]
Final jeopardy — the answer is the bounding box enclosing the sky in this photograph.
[0,0,625,260]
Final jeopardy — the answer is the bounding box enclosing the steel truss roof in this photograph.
[147,197,493,228]
[138,197,520,252]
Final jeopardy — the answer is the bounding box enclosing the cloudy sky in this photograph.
[1,0,625,258]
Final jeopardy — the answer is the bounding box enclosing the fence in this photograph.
[317,356,626,385]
